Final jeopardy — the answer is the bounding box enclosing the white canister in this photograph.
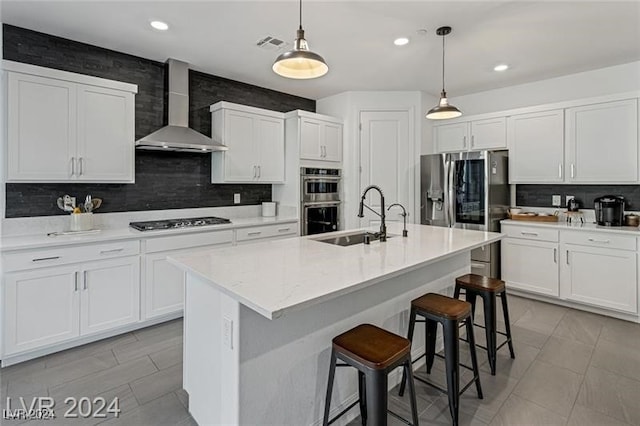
[262,202,276,217]
[70,212,94,231]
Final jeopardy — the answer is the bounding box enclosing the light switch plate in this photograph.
[552,195,561,206]
[234,193,241,204]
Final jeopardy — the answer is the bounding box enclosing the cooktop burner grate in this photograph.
[129,216,231,231]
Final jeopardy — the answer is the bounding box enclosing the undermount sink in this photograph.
[314,231,391,246]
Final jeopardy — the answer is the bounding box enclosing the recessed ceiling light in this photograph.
[150,21,169,31]
[494,64,509,72]
[394,37,410,46]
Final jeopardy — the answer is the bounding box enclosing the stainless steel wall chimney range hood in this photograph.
[135,59,228,153]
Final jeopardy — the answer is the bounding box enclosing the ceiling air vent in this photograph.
[256,36,290,51]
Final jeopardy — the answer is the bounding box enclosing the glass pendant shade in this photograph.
[273,29,328,79]
[426,91,462,120]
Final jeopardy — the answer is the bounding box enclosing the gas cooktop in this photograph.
[129,216,231,231]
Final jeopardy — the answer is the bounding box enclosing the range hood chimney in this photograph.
[135,59,228,152]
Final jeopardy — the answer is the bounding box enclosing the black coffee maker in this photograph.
[594,195,625,226]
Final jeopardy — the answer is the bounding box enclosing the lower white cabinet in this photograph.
[502,238,559,296]
[144,252,187,320]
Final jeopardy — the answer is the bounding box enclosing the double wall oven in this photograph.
[301,167,341,235]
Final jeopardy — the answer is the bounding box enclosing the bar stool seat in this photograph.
[323,324,419,426]
[411,293,472,320]
[454,274,515,376]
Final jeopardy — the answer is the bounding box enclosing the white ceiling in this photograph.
[2,1,640,100]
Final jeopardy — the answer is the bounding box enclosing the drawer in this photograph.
[235,223,298,242]
[561,231,636,251]
[145,230,233,253]
[3,240,140,272]
[501,225,559,242]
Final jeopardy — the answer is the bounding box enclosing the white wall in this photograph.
[317,91,423,229]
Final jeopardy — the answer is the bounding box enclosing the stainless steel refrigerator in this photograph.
[420,150,509,278]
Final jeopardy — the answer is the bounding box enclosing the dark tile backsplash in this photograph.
[516,184,640,210]
[3,24,315,218]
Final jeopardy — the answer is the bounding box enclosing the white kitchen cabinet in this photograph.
[502,238,559,296]
[210,101,285,183]
[4,265,80,354]
[80,257,140,335]
[294,112,343,163]
[5,61,137,183]
[565,99,638,183]
[434,118,506,153]
[508,109,565,183]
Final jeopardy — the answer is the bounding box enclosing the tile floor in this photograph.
[1,295,639,425]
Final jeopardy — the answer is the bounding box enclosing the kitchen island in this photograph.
[169,223,503,425]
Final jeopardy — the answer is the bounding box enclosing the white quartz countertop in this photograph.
[169,223,504,320]
[501,219,640,235]
[1,216,298,251]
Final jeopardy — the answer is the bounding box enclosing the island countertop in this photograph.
[169,223,503,320]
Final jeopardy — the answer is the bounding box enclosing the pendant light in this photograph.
[426,26,462,120]
[272,0,328,79]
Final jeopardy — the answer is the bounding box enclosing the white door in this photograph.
[224,110,257,181]
[508,110,565,183]
[299,118,322,161]
[144,252,185,319]
[501,238,559,296]
[562,245,637,313]
[7,72,77,181]
[80,257,140,335]
[76,85,134,182]
[359,110,411,227]
[255,115,285,182]
[470,117,506,150]
[323,122,343,162]
[565,99,638,183]
[4,266,80,354]
[434,122,468,153]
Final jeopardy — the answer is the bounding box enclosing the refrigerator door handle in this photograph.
[448,157,456,227]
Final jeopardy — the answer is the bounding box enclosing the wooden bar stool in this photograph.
[398,293,483,426]
[454,274,515,375]
[323,324,419,426]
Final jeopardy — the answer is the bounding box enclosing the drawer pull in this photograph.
[100,248,124,254]
[520,232,539,236]
[278,228,291,232]
[247,231,262,236]
[587,238,610,244]
[32,256,61,262]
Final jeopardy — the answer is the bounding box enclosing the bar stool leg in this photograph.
[323,349,337,426]
[465,318,483,399]
[425,319,438,374]
[464,290,478,320]
[500,291,516,359]
[403,359,420,426]
[365,370,388,426]
[358,371,367,425]
[399,307,418,396]
[482,293,498,375]
[442,319,460,426]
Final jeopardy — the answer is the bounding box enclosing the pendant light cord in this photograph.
[441,33,446,93]
[299,0,303,30]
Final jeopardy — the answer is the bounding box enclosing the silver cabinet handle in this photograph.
[257,165,261,178]
[553,248,557,263]
[471,135,475,147]
[74,271,79,292]
[566,250,570,265]
[558,163,562,178]
[83,270,88,290]
[32,256,61,262]
[71,157,75,176]
[100,248,124,254]
[570,164,575,178]
[78,157,84,176]
[463,136,467,147]
[253,165,257,178]
[247,231,262,236]
[587,238,610,244]
[278,227,291,232]
[521,232,539,236]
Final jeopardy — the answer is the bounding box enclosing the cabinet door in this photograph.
[255,115,285,182]
[501,238,559,296]
[4,266,80,354]
[322,122,343,162]
[508,110,564,183]
[434,122,468,153]
[144,252,186,319]
[471,117,506,150]
[223,110,258,182]
[299,118,322,161]
[7,72,77,181]
[562,245,637,313]
[565,99,638,183]
[80,257,140,335]
[76,85,135,182]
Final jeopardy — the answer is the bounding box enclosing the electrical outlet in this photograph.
[234,193,241,204]
[223,317,233,349]
[552,195,561,207]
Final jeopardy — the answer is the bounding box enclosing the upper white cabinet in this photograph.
[565,99,638,183]
[210,101,285,183]
[508,110,565,183]
[5,61,137,183]
[434,118,506,153]
[290,111,343,163]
